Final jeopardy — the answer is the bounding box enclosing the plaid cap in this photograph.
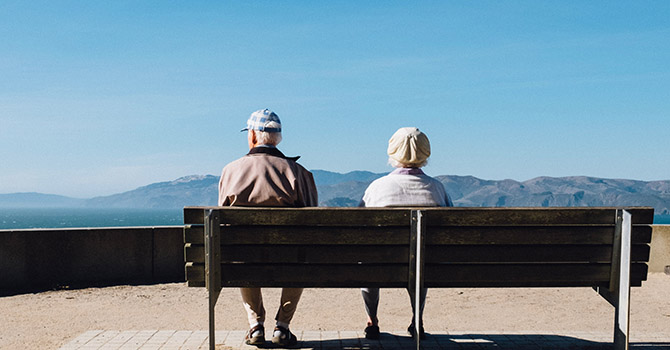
[241,109,282,132]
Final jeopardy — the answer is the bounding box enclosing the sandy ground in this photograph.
[1,274,669,349]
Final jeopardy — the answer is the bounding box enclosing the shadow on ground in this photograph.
[226,333,670,349]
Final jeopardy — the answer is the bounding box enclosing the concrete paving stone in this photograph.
[338,330,360,347]
[434,337,461,345]
[218,331,234,339]
[397,340,417,347]
[449,338,480,344]
[221,330,245,347]
[506,340,540,347]
[68,330,105,345]
[321,340,342,348]
[164,334,190,346]
[137,345,161,350]
[420,346,446,350]
[583,332,612,341]
[113,330,141,340]
[136,330,158,337]
[119,345,142,350]
[378,337,401,346]
[85,339,108,346]
[421,338,441,346]
[186,333,208,345]
[298,341,322,349]
[59,330,670,350]
[290,329,303,341]
[301,330,322,341]
[437,344,463,350]
[358,338,381,348]
[377,337,399,345]
[168,331,192,339]
[95,330,121,340]
[320,331,340,340]
[183,341,207,349]
[338,330,358,338]
[82,343,105,349]
[148,330,176,342]
[469,336,497,345]
[488,342,519,350]
[179,345,204,350]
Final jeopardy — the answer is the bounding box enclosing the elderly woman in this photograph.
[360,127,453,340]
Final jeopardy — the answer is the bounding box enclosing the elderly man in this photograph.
[218,109,318,347]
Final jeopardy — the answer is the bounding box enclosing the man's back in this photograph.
[218,148,317,207]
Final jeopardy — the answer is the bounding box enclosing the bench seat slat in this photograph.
[422,207,654,225]
[185,263,409,287]
[184,207,411,226]
[186,262,648,288]
[222,265,409,287]
[424,263,649,288]
[185,244,650,264]
[425,244,650,263]
[427,226,651,245]
[185,225,409,245]
[184,224,652,245]
[223,226,410,245]
[187,244,409,264]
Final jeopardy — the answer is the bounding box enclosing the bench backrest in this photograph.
[183,207,654,289]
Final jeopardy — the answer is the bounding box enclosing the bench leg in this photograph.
[209,288,221,350]
[613,210,632,350]
[597,209,632,350]
[205,209,222,350]
[409,210,425,350]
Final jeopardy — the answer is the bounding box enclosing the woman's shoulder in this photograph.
[365,173,396,190]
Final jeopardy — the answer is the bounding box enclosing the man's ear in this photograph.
[248,130,258,149]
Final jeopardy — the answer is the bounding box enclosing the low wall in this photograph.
[0,226,184,295]
[1,224,668,295]
[650,225,670,274]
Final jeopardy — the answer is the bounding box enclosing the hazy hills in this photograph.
[0,192,86,208]
[1,170,669,215]
[438,175,670,215]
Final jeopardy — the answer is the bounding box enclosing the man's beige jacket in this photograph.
[218,147,318,207]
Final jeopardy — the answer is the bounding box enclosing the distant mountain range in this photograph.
[1,170,669,215]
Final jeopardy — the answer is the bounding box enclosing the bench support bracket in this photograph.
[596,209,632,350]
[409,210,425,350]
[205,209,222,350]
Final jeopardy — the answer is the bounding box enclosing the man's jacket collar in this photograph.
[247,146,300,161]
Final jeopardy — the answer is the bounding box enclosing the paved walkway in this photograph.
[59,330,670,349]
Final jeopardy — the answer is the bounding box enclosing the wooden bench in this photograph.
[183,206,654,350]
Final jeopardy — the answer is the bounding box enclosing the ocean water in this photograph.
[0,208,183,229]
[1,208,668,230]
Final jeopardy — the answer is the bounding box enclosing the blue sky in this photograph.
[1,1,669,198]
